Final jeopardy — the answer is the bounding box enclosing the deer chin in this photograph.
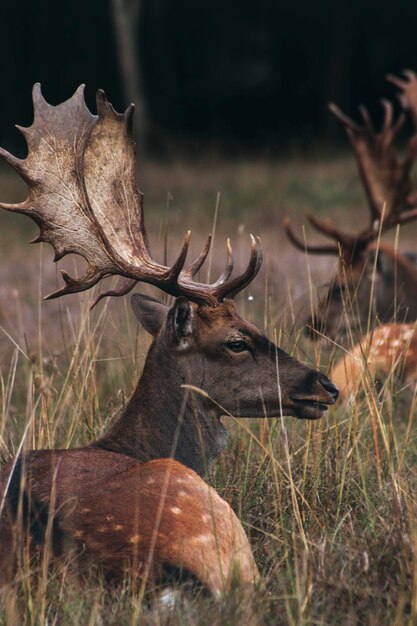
[288,397,335,420]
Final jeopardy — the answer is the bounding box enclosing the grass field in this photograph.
[0,155,417,625]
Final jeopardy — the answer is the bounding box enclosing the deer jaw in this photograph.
[94,295,338,475]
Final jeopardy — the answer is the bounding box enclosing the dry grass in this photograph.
[0,155,417,625]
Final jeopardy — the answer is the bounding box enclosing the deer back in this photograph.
[330,323,417,399]
[0,450,259,595]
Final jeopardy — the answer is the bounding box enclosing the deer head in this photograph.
[284,72,417,342]
[0,85,338,478]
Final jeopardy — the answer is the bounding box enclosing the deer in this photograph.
[330,322,417,401]
[0,85,338,593]
[284,70,417,343]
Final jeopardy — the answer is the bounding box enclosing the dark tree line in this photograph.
[1,0,417,153]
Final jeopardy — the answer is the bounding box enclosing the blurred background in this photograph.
[2,0,417,154]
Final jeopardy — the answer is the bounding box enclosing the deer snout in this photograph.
[316,372,339,404]
[288,370,339,420]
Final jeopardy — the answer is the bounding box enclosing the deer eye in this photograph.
[226,339,248,353]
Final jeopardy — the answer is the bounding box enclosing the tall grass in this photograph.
[0,156,417,625]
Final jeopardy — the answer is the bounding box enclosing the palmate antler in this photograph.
[0,85,262,307]
[284,79,417,262]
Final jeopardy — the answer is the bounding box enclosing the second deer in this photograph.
[285,70,417,342]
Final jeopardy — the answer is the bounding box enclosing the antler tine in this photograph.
[395,206,417,226]
[213,235,263,300]
[283,216,340,256]
[387,69,417,131]
[358,104,375,134]
[306,213,358,246]
[159,230,191,288]
[181,235,212,280]
[44,268,109,301]
[212,239,234,286]
[328,103,362,132]
[90,279,138,309]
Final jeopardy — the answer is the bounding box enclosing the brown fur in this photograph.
[0,296,338,593]
[331,323,417,399]
[0,453,258,595]
[94,297,338,474]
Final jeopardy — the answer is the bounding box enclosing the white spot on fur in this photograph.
[73,530,84,538]
[81,508,91,514]
[403,328,416,340]
[178,490,189,498]
[114,525,123,531]
[171,507,181,515]
[147,477,156,485]
[192,534,212,544]
[201,514,211,524]
[157,587,181,612]
[129,534,141,544]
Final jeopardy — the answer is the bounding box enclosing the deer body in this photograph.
[0,452,259,594]
[330,322,417,399]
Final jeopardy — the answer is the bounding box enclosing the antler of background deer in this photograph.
[284,76,417,259]
[387,69,417,131]
[0,84,262,308]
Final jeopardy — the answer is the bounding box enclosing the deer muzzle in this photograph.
[289,372,339,419]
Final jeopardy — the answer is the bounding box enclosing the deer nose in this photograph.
[317,373,339,403]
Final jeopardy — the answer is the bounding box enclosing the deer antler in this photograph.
[284,97,417,260]
[283,216,341,256]
[0,85,262,307]
[387,69,417,130]
[329,100,417,229]
[386,69,417,207]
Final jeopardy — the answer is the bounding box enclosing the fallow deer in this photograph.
[0,85,338,592]
[330,323,417,400]
[284,70,417,342]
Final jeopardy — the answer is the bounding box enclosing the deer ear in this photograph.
[171,298,194,346]
[131,294,168,336]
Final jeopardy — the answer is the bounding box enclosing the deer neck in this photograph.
[91,342,227,476]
